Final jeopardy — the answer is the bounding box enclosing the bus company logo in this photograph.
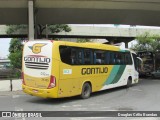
[24,55,51,64]
[24,55,51,70]
[29,43,46,54]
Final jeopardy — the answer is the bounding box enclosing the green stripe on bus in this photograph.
[111,65,126,84]
[104,65,120,85]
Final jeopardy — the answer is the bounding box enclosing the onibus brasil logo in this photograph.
[29,43,46,54]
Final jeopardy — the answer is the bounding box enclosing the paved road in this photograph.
[0,79,160,120]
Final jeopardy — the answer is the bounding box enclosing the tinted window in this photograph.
[125,52,132,65]
[76,49,83,64]
[94,50,105,64]
[109,52,115,64]
[59,45,133,66]
[84,49,93,64]
[59,46,71,64]
[132,53,138,70]
[59,46,84,65]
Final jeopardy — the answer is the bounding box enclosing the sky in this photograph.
[0,38,11,59]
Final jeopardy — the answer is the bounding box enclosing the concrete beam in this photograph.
[0,0,160,26]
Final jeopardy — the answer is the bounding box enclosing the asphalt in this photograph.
[0,79,160,120]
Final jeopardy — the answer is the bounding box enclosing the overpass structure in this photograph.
[1,25,160,48]
[0,0,160,25]
[0,0,160,40]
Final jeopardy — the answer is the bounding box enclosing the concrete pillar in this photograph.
[125,41,129,48]
[46,24,48,39]
[109,40,114,45]
[28,0,34,40]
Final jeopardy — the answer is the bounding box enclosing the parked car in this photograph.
[151,69,160,79]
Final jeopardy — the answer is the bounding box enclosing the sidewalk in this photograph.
[0,90,25,96]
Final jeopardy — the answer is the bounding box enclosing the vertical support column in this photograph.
[125,41,129,48]
[28,0,34,40]
[109,40,114,45]
[107,39,114,45]
[46,24,48,39]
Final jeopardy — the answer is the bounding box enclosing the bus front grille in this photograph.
[25,62,49,70]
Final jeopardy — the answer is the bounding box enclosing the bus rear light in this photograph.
[21,72,26,85]
[48,75,56,89]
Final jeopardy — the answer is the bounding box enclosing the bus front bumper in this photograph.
[22,85,58,98]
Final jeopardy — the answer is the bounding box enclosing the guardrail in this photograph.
[0,79,22,91]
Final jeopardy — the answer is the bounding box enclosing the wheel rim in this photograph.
[83,85,90,97]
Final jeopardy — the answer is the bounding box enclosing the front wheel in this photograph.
[126,77,132,88]
[81,83,91,99]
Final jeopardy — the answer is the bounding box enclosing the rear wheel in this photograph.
[81,83,91,99]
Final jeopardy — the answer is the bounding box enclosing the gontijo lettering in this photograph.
[81,67,108,75]
[24,55,51,63]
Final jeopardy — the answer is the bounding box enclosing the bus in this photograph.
[137,51,154,77]
[22,40,139,99]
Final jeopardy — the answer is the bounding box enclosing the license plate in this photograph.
[33,89,38,93]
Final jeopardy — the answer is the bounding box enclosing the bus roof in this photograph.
[53,40,130,52]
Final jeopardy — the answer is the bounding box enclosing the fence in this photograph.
[0,79,22,91]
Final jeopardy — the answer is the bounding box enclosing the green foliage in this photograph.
[6,25,27,34]
[48,24,71,33]
[8,38,23,70]
[77,38,92,43]
[6,24,71,37]
[131,32,160,52]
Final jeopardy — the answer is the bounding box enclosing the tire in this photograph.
[81,83,91,99]
[126,77,132,88]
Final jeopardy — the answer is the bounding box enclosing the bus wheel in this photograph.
[126,77,132,88]
[81,83,91,99]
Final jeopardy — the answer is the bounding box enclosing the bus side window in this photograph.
[105,51,110,64]
[109,52,115,64]
[125,52,132,65]
[71,48,77,64]
[122,53,125,64]
[60,46,84,65]
[70,48,84,65]
[118,53,125,65]
[76,49,83,64]
[132,53,138,71]
[94,50,105,64]
[84,49,93,65]
[59,46,71,64]
[114,52,121,65]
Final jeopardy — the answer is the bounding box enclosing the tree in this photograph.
[131,32,160,52]
[131,32,160,70]
[7,24,71,73]
[6,24,71,38]
[8,38,23,77]
[77,38,92,43]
